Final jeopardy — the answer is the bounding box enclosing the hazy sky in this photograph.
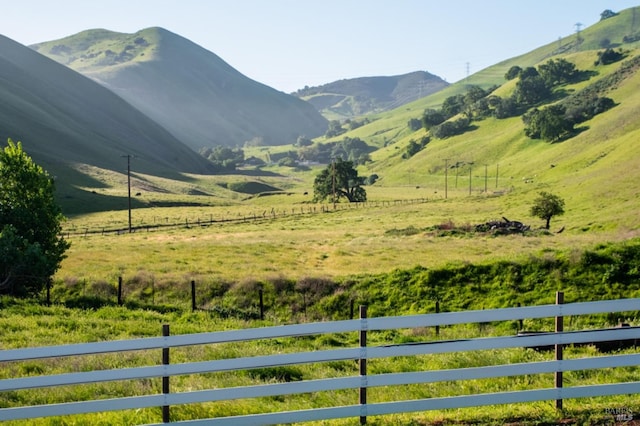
[4,1,639,93]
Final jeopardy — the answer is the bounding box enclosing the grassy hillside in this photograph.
[295,71,449,119]
[0,34,219,213]
[32,27,328,151]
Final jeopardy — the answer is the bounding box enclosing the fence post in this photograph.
[555,291,564,410]
[162,324,170,423]
[259,287,264,320]
[359,305,368,425]
[117,276,123,306]
[435,300,440,337]
[191,281,197,312]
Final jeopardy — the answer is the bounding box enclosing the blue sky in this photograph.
[4,1,639,93]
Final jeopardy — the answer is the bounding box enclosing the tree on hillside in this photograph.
[513,74,550,106]
[522,105,573,142]
[530,191,565,230]
[313,158,366,203]
[505,65,522,81]
[200,146,244,171]
[538,58,578,86]
[0,139,70,296]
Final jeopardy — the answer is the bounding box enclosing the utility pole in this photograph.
[484,164,488,193]
[122,154,132,233]
[444,158,449,199]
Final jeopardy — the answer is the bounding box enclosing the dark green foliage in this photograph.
[422,108,446,129]
[522,105,573,142]
[402,136,430,159]
[431,117,471,139]
[200,146,244,172]
[530,191,565,229]
[441,94,466,118]
[330,137,374,165]
[564,96,615,124]
[312,158,366,203]
[513,75,550,106]
[595,48,625,66]
[245,366,304,382]
[0,140,70,297]
[600,9,618,20]
[489,95,518,119]
[364,174,379,185]
[504,65,522,81]
[407,118,422,131]
[537,58,579,86]
[325,120,346,138]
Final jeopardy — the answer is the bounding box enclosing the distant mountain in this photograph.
[293,71,449,119]
[0,34,213,179]
[32,27,328,150]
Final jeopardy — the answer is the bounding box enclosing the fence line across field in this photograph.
[0,295,638,424]
[61,198,430,237]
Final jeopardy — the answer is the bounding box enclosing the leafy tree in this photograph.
[0,140,70,296]
[441,94,466,118]
[522,105,573,142]
[201,146,244,171]
[402,136,430,159]
[530,191,565,229]
[538,58,578,86]
[313,158,366,203]
[564,96,615,124]
[513,75,550,106]
[505,65,522,81]
[325,120,346,138]
[489,95,518,119]
[600,9,617,20]
[519,67,539,79]
[407,118,422,131]
[595,48,624,66]
[422,108,446,129]
[296,136,313,147]
[431,117,471,139]
[330,137,373,165]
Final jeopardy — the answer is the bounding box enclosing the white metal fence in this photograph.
[0,296,638,424]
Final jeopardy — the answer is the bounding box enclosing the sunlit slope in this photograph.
[342,6,640,148]
[361,46,640,233]
[32,27,328,151]
[0,34,212,176]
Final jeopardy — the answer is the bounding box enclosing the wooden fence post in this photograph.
[555,291,564,410]
[435,300,440,337]
[259,287,264,320]
[359,305,368,425]
[162,324,170,423]
[191,281,196,312]
[117,276,123,306]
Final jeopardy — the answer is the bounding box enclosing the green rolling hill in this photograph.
[294,71,449,119]
[31,27,328,151]
[0,34,216,212]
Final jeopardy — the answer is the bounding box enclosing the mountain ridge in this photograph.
[32,27,329,150]
[294,71,449,119]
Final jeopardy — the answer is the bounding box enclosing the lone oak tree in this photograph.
[530,191,565,230]
[313,158,366,203]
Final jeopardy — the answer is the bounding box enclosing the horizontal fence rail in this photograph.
[0,296,638,424]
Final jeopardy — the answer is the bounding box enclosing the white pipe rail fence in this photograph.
[0,295,638,425]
